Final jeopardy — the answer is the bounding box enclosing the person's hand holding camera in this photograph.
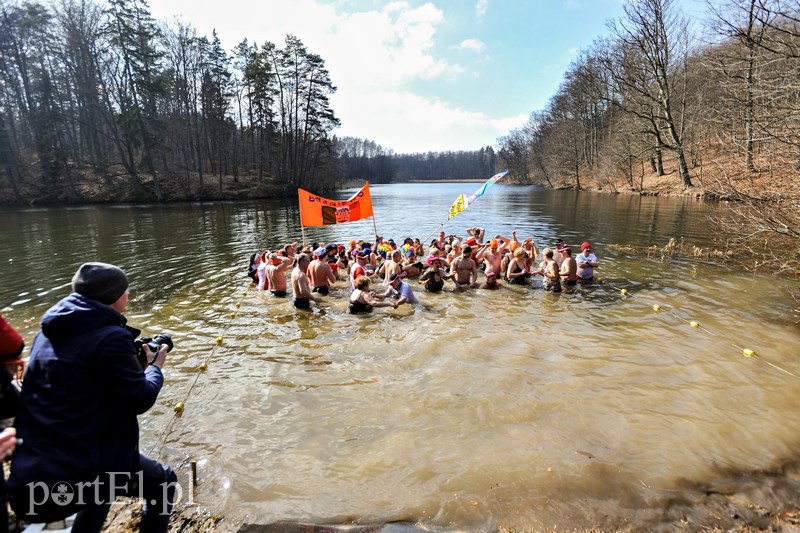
[142,343,169,369]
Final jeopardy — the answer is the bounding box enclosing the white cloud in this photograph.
[322,2,462,86]
[458,38,486,53]
[332,89,526,152]
[476,0,489,18]
[149,0,512,152]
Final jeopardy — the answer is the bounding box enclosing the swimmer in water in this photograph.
[349,276,397,314]
[291,254,321,309]
[418,255,450,292]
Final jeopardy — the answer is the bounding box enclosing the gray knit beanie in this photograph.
[71,262,129,305]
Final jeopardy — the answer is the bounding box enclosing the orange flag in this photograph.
[298,183,374,227]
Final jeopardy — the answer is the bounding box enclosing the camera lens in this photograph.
[152,334,174,352]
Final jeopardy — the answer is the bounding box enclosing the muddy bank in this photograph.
[95,460,800,532]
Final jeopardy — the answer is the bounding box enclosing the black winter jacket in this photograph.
[7,293,163,493]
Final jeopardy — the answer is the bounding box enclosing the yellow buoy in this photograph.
[653,304,661,311]
[174,402,185,417]
[235,302,241,308]
[216,336,223,345]
[690,321,700,328]
[199,362,208,371]
[230,312,236,319]
[620,289,628,296]
[743,349,756,358]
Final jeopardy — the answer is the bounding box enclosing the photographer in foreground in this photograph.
[7,262,177,532]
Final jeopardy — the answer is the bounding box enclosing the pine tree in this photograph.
[104,0,167,200]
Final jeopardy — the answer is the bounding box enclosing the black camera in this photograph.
[135,333,174,368]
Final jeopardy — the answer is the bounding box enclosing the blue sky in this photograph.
[148,0,706,154]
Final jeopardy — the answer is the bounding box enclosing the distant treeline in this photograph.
[335,137,498,184]
[6,0,798,212]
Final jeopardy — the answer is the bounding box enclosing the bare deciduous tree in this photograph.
[606,0,695,188]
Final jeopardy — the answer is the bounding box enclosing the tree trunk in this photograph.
[676,146,693,188]
[655,148,664,176]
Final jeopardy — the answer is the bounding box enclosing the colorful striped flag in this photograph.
[466,170,508,205]
[447,170,508,220]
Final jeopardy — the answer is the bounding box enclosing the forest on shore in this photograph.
[0,0,797,272]
[493,0,800,274]
[0,0,496,205]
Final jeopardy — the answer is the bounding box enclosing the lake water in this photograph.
[1,183,799,530]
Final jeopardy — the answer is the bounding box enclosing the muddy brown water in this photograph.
[1,184,798,530]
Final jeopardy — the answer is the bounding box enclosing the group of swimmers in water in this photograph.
[247,227,599,313]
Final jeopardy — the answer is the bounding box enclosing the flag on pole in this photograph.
[447,170,509,220]
[448,193,466,219]
[298,182,374,227]
[466,170,508,205]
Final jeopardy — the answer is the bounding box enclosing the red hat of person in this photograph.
[581,241,592,251]
[0,315,24,360]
